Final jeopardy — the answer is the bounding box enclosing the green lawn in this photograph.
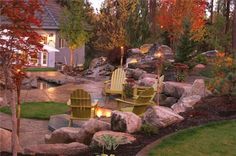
[24,67,56,72]
[0,102,68,120]
[149,120,236,156]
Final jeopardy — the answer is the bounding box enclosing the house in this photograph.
[0,0,85,68]
[36,0,85,68]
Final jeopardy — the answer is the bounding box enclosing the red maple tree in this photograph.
[0,0,45,155]
[157,0,207,47]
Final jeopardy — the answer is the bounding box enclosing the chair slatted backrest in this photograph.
[70,89,94,119]
[135,87,155,104]
[153,75,164,92]
[110,68,126,91]
[133,87,155,115]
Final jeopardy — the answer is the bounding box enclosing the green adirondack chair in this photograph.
[116,87,155,116]
[104,67,126,100]
[133,75,165,98]
[68,89,97,126]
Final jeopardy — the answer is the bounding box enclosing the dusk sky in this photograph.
[89,0,104,12]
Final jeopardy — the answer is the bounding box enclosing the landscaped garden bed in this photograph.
[90,95,236,156]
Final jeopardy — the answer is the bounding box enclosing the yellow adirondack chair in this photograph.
[68,89,97,126]
[116,87,155,116]
[133,75,165,98]
[104,67,126,100]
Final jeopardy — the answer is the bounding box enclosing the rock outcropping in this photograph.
[143,106,184,128]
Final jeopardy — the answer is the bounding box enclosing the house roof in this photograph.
[0,0,62,30]
[36,0,62,30]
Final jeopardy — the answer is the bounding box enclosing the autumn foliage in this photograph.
[0,0,44,155]
[157,0,207,41]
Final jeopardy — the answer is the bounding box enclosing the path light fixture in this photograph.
[154,50,164,105]
[120,46,124,67]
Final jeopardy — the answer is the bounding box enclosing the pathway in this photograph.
[20,81,104,103]
[0,112,50,148]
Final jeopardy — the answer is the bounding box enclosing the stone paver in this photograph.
[0,73,118,148]
[21,81,104,103]
[0,113,50,148]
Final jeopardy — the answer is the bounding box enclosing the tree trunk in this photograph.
[149,0,157,33]
[233,0,236,58]
[69,48,74,67]
[210,0,214,24]
[4,69,18,156]
[16,80,21,136]
[10,88,18,156]
[217,0,221,14]
[225,0,230,34]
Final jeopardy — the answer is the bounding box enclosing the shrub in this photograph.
[176,72,186,82]
[207,72,236,97]
[124,83,134,98]
[206,53,235,98]
[140,124,158,136]
[96,134,131,154]
[175,19,197,63]
[193,55,208,65]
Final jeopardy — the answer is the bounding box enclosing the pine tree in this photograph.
[59,0,90,66]
[126,0,150,47]
[176,19,196,63]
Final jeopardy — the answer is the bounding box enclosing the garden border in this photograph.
[136,119,236,156]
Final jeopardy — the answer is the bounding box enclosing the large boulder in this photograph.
[22,76,38,89]
[191,64,206,75]
[140,73,157,80]
[89,57,107,69]
[90,131,136,148]
[158,45,174,61]
[161,97,178,107]
[138,77,156,86]
[171,95,202,114]
[140,44,153,54]
[143,106,184,128]
[24,142,89,156]
[191,79,207,98]
[48,114,83,131]
[0,128,22,153]
[163,81,192,98]
[81,118,111,134]
[179,79,211,99]
[126,68,147,80]
[0,97,3,105]
[111,111,142,133]
[45,127,91,145]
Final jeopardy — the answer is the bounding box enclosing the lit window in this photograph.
[41,35,48,44]
[59,38,66,48]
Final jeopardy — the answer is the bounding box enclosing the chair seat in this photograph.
[120,107,134,112]
[105,89,123,94]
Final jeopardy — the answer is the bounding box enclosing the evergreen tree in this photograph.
[59,0,90,66]
[176,19,196,63]
[126,0,150,47]
[92,0,138,51]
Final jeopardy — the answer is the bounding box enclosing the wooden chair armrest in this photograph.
[115,98,136,105]
[70,104,97,108]
[104,80,111,84]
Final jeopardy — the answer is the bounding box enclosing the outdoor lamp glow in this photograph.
[96,109,103,118]
[154,51,162,58]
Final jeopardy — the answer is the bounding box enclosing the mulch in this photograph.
[1,95,236,156]
[91,95,236,156]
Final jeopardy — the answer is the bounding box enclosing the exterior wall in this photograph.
[48,51,56,67]
[34,29,85,67]
[35,29,57,67]
[36,30,57,47]
[55,46,85,65]
[54,31,85,65]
